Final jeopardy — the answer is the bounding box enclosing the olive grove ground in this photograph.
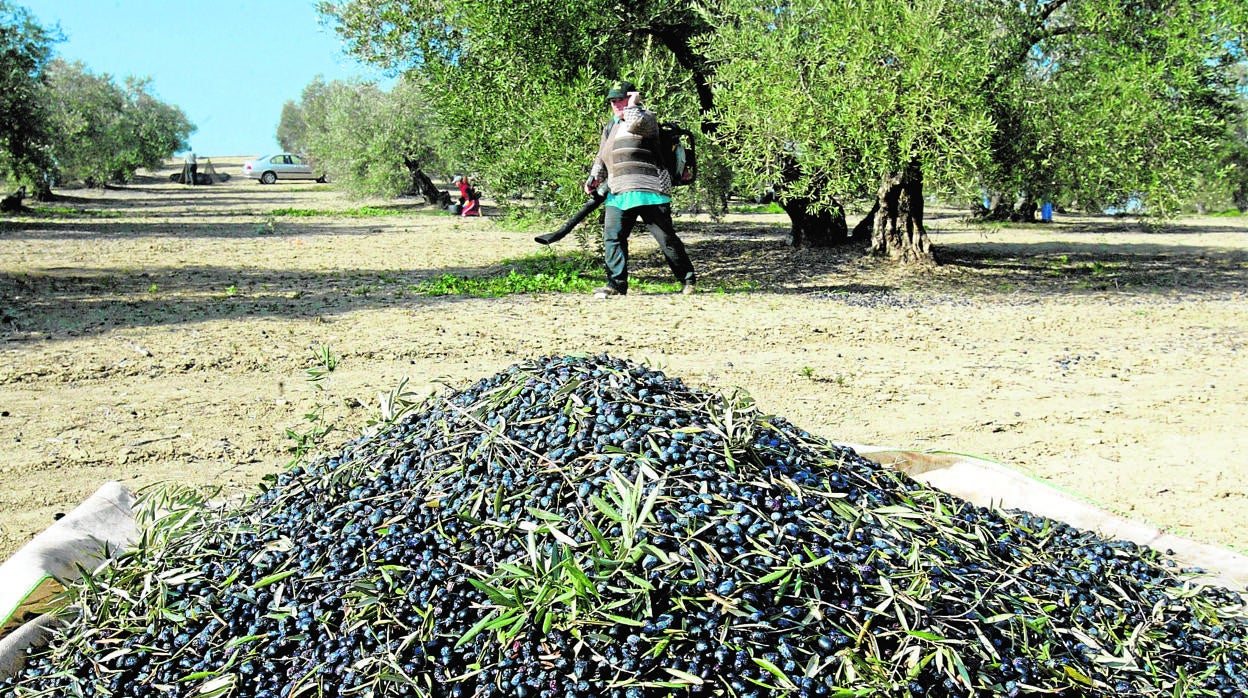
[1,158,1245,561]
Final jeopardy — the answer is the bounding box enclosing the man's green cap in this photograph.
[606,80,637,100]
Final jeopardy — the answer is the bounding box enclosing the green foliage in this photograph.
[26,204,124,218]
[266,205,414,217]
[276,99,307,154]
[0,1,56,191]
[287,344,339,458]
[707,0,996,209]
[296,74,447,198]
[320,0,1248,228]
[410,250,756,297]
[306,343,338,382]
[412,252,604,296]
[733,201,785,215]
[44,59,193,186]
[1198,60,1248,212]
[2,6,191,192]
[975,0,1248,215]
[318,0,715,217]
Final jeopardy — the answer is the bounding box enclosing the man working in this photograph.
[585,80,696,298]
[183,150,198,185]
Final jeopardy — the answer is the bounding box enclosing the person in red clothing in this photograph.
[452,175,481,216]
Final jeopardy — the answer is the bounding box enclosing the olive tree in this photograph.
[1188,58,1248,213]
[44,60,193,186]
[319,0,1248,263]
[0,1,55,197]
[707,0,1248,259]
[705,0,996,261]
[296,75,448,199]
[43,60,122,187]
[276,99,308,155]
[317,0,716,219]
[974,0,1248,221]
[116,77,194,177]
[1227,86,1248,212]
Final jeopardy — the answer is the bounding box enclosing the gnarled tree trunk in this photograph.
[974,192,1040,223]
[777,197,849,248]
[774,157,851,248]
[1,186,27,212]
[404,158,451,207]
[869,161,932,264]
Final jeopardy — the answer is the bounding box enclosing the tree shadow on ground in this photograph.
[2,215,1244,343]
[0,263,486,341]
[932,244,1248,297]
[625,220,1248,299]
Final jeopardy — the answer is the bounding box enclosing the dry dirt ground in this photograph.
[1,158,1246,563]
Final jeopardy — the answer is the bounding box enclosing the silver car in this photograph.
[241,153,326,184]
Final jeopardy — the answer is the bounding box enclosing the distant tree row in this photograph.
[0,2,194,199]
[309,0,1248,262]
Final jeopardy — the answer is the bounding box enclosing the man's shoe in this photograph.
[593,285,624,298]
[680,281,696,295]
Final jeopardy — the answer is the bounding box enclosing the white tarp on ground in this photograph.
[1,452,1246,683]
[0,481,137,681]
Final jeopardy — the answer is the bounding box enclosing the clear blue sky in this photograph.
[22,0,391,158]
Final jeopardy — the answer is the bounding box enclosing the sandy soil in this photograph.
[1,158,1245,562]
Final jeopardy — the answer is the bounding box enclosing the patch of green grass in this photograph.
[267,206,415,218]
[1044,254,1071,276]
[733,201,785,214]
[267,207,320,217]
[411,251,761,298]
[413,252,603,297]
[497,206,564,233]
[339,206,413,217]
[28,205,125,218]
[1085,260,1111,277]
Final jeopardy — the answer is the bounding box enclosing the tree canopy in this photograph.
[276,99,309,156]
[281,75,447,198]
[318,0,1248,258]
[705,0,996,210]
[317,0,713,214]
[0,0,55,192]
[973,0,1248,217]
[45,60,193,186]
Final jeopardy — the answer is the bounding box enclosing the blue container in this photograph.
[1041,202,1053,221]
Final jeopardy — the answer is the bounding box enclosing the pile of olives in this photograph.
[2,354,1245,697]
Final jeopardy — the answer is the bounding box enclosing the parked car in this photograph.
[241,153,326,184]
